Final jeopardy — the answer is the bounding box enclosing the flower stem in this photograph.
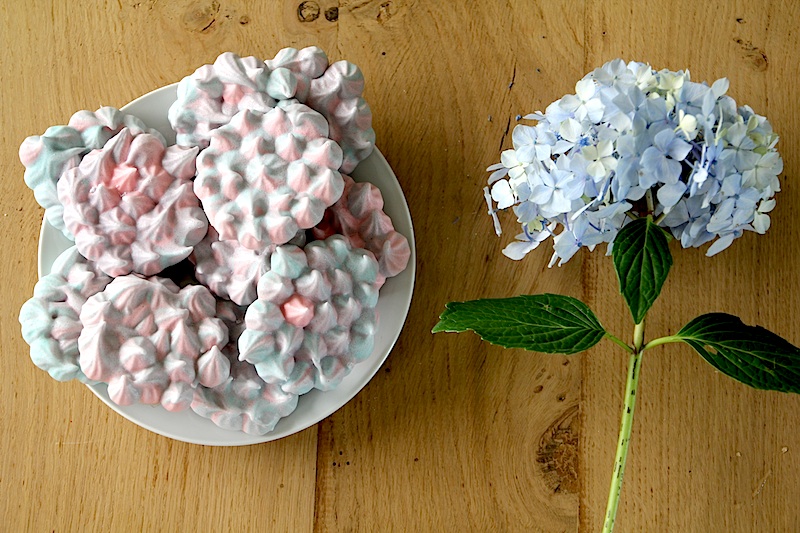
[604,332,635,354]
[642,335,682,351]
[603,320,646,533]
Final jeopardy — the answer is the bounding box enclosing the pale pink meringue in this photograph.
[78,276,229,411]
[313,175,410,283]
[190,226,270,306]
[266,46,329,102]
[58,129,208,277]
[68,106,166,149]
[191,300,299,435]
[281,294,315,328]
[307,61,375,173]
[194,105,343,250]
[20,107,165,238]
[168,52,276,148]
[190,226,306,306]
[196,346,231,388]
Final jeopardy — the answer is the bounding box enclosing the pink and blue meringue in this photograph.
[239,235,381,393]
[313,174,410,283]
[194,104,343,250]
[19,107,165,238]
[58,128,207,277]
[191,300,299,435]
[78,276,230,411]
[19,247,113,382]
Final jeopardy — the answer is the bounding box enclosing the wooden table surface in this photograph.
[3,1,800,531]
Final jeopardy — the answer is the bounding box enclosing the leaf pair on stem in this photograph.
[433,216,800,394]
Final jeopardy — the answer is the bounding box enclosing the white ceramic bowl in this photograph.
[37,84,416,446]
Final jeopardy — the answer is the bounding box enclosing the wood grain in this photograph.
[1,1,799,531]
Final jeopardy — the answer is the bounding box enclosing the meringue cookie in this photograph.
[78,276,229,411]
[194,105,343,250]
[18,247,113,382]
[191,300,299,435]
[58,128,208,277]
[190,226,270,306]
[169,49,374,174]
[19,107,164,238]
[68,106,167,149]
[313,175,410,283]
[307,61,376,173]
[238,235,381,392]
[192,351,299,435]
[190,226,306,306]
[266,46,329,102]
[168,52,277,148]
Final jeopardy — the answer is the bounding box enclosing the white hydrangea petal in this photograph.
[752,212,771,234]
[560,118,582,143]
[487,167,509,184]
[547,190,572,214]
[758,198,776,213]
[585,99,605,123]
[535,143,553,161]
[502,240,538,260]
[529,183,552,205]
[491,180,516,209]
[711,77,730,98]
[500,149,520,168]
[575,78,596,101]
[512,144,534,164]
[512,125,537,147]
[597,140,614,158]
[508,165,526,180]
[561,174,586,200]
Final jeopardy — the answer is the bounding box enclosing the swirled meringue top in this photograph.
[190,225,307,306]
[169,49,374,174]
[19,107,164,238]
[313,174,410,283]
[238,235,381,392]
[168,52,277,148]
[191,300,299,435]
[194,105,344,250]
[266,46,329,102]
[191,225,270,306]
[307,61,375,173]
[58,128,208,277]
[68,106,167,149]
[78,276,230,411]
[18,247,113,382]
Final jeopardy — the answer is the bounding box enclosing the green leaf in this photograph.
[676,313,800,393]
[612,217,673,324]
[432,294,606,354]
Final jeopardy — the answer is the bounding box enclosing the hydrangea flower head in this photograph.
[486,59,782,264]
